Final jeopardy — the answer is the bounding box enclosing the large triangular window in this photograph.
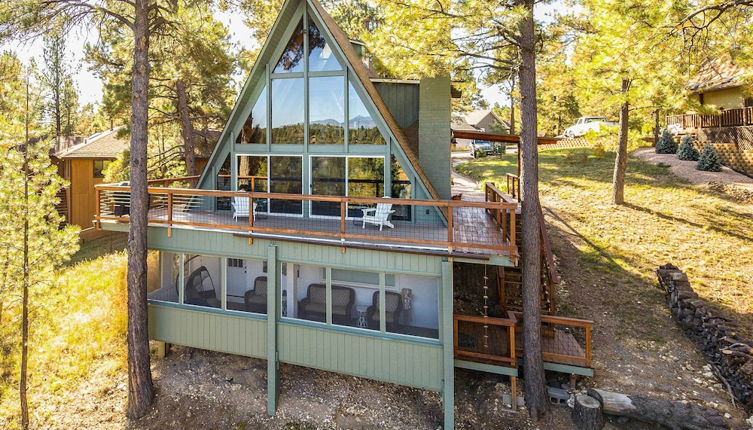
[274,19,305,73]
[308,19,342,72]
[348,82,385,145]
[236,85,267,144]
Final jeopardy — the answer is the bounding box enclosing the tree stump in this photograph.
[571,394,605,430]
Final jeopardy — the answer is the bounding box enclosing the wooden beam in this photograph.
[451,129,560,145]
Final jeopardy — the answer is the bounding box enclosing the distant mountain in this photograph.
[310,118,344,127]
[308,115,376,129]
[349,115,376,129]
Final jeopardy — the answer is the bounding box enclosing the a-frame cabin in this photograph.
[94,0,593,426]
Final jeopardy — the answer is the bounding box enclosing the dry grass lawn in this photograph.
[457,147,753,336]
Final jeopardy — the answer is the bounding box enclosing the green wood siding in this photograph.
[148,303,267,359]
[418,77,451,199]
[374,82,420,129]
[144,227,444,276]
[278,322,443,391]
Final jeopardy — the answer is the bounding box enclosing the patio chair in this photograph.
[232,196,257,222]
[361,200,395,231]
[243,276,268,314]
[298,283,355,324]
[366,290,403,331]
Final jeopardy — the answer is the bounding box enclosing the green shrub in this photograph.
[676,136,700,161]
[697,144,722,172]
[655,130,677,154]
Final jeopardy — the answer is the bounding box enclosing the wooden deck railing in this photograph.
[666,107,753,130]
[505,173,520,200]
[508,311,593,368]
[94,184,519,256]
[537,201,559,314]
[453,314,517,365]
[454,312,593,368]
[146,175,200,188]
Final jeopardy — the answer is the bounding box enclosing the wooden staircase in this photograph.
[497,203,557,315]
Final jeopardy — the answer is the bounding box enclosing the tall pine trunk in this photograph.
[126,0,154,419]
[509,76,516,135]
[612,78,630,205]
[176,79,196,176]
[517,0,549,419]
[20,72,31,430]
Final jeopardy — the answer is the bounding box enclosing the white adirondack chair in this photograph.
[361,200,395,231]
[232,197,257,222]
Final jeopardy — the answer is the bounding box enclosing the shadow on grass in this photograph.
[623,202,753,243]
[67,232,127,266]
[456,148,746,202]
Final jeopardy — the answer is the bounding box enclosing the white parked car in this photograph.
[563,116,618,138]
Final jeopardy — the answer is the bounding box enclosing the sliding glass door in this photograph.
[237,155,302,215]
[310,156,384,217]
[311,156,345,216]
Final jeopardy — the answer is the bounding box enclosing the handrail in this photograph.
[146,176,200,187]
[453,314,517,365]
[507,311,593,368]
[537,201,559,314]
[505,173,520,201]
[94,185,519,256]
[666,106,753,130]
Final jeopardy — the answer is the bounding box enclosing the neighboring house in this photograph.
[451,109,510,147]
[93,0,593,427]
[687,60,751,110]
[53,128,129,239]
[666,60,753,174]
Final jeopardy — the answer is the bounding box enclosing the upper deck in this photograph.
[94,179,519,263]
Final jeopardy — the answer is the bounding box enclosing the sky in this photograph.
[1,2,569,111]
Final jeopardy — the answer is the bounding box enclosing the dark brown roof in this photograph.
[688,59,745,93]
[56,128,129,159]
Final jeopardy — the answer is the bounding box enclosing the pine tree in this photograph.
[676,135,700,161]
[0,68,79,429]
[655,130,677,154]
[697,144,722,171]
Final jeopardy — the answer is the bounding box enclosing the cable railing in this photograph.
[453,314,517,365]
[94,184,519,257]
[508,311,593,368]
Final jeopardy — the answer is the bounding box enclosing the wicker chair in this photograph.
[243,276,268,314]
[184,266,219,308]
[366,290,403,331]
[298,283,355,324]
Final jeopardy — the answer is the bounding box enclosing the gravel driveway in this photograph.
[632,147,753,186]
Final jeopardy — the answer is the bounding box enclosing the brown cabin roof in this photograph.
[688,59,745,93]
[56,128,129,159]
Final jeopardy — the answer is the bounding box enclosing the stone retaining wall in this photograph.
[656,264,753,411]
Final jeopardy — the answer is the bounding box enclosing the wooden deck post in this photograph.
[585,326,592,368]
[167,192,173,238]
[510,375,518,411]
[94,188,101,230]
[446,205,454,253]
[266,244,279,416]
[248,195,254,245]
[339,199,346,253]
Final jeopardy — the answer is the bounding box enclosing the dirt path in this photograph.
[632,147,753,186]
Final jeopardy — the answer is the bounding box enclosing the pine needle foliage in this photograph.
[655,130,677,154]
[697,144,722,172]
[676,135,700,161]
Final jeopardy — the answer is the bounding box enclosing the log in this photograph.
[587,389,728,430]
[571,394,605,430]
